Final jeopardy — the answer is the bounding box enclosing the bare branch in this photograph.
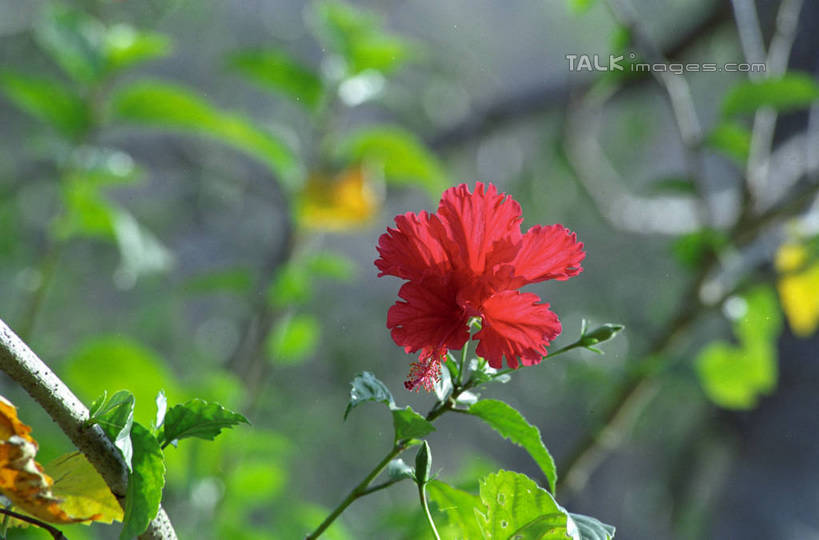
[0,319,177,540]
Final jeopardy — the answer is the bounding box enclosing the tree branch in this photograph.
[0,318,177,540]
[429,1,732,150]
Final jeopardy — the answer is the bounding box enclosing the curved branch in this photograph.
[0,318,177,540]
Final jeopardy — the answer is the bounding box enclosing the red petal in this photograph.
[387,278,470,363]
[375,211,450,281]
[474,291,562,369]
[509,224,585,287]
[431,183,522,283]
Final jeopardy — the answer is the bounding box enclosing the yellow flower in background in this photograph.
[775,242,819,337]
[298,165,382,231]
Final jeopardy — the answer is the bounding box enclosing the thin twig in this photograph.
[0,319,177,540]
[0,508,68,540]
[745,0,805,203]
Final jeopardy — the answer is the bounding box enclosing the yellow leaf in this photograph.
[297,166,382,231]
[46,452,124,525]
[0,395,105,525]
[776,242,819,337]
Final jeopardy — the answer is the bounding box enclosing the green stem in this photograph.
[418,482,441,540]
[305,443,406,540]
[306,395,457,539]
[458,339,470,387]
[492,342,579,379]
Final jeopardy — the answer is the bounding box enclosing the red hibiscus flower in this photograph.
[375,182,585,391]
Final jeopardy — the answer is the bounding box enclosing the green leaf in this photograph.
[88,390,108,418]
[54,175,118,240]
[467,400,557,493]
[568,0,598,14]
[696,341,775,410]
[34,3,105,83]
[391,407,436,442]
[312,0,411,75]
[111,81,300,188]
[707,122,751,164]
[182,267,253,295]
[265,313,321,365]
[305,251,355,281]
[696,286,781,410]
[267,264,312,307]
[46,452,124,524]
[570,513,616,540]
[88,390,135,471]
[337,126,447,196]
[735,285,782,344]
[344,371,395,419]
[475,470,573,540]
[0,71,90,138]
[158,399,248,448]
[228,49,324,110]
[671,228,729,269]
[104,25,171,72]
[427,480,483,539]
[121,423,165,540]
[62,336,181,427]
[723,72,819,116]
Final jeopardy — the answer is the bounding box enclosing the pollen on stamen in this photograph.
[404,352,444,392]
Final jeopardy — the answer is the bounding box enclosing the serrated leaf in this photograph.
[336,126,447,196]
[723,72,819,116]
[111,81,300,188]
[121,423,165,539]
[427,480,483,539]
[63,336,180,428]
[89,390,135,471]
[475,470,574,539]
[46,452,124,524]
[228,49,324,110]
[468,400,557,493]
[0,71,90,138]
[570,513,616,540]
[386,458,414,481]
[344,371,395,419]
[391,407,435,442]
[510,513,576,539]
[158,399,248,448]
[707,122,751,164]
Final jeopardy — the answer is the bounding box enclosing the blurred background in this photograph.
[1,0,818,538]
